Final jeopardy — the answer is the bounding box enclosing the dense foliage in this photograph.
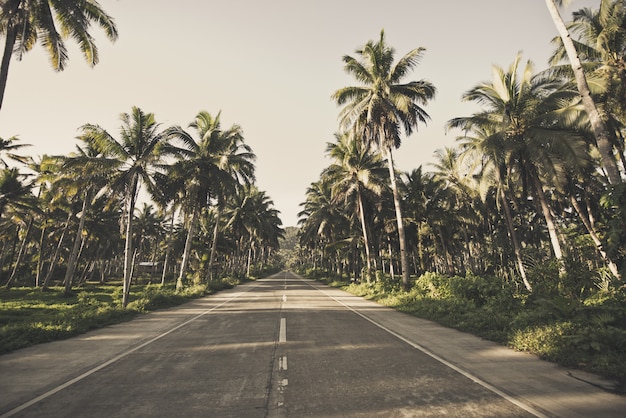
[0,108,284,297]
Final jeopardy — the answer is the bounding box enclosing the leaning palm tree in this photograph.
[545,0,622,184]
[165,111,255,288]
[549,0,626,171]
[0,0,118,110]
[332,30,436,290]
[81,106,169,308]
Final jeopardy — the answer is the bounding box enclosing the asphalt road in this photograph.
[1,271,625,417]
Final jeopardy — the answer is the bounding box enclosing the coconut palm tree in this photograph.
[332,30,436,290]
[324,131,387,282]
[0,0,118,110]
[0,166,32,220]
[448,54,589,280]
[549,0,626,170]
[165,110,255,288]
[452,124,534,291]
[81,106,169,307]
[545,0,622,184]
[223,184,283,277]
[54,139,117,294]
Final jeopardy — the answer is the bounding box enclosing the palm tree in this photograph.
[332,30,436,290]
[0,166,35,287]
[549,0,626,171]
[449,54,589,280]
[545,0,622,184]
[224,185,282,277]
[55,139,117,294]
[0,0,118,110]
[0,166,32,220]
[81,106,169,307]
[0,135,29,167]
[453,124,534,291]
[324,131,387,282]
[165,110,255,288]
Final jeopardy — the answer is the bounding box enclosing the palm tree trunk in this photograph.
[246,238,253,277]
[36,223,48,287]
[42,211,73,290]
[356,191,373,282]
[570,195,621,280]
[207,204,223,282]
[122,177,139,308]
[177,206,198,290]
[0,25,18,111]
[161,209,175,285]
[384,146,410,290]
[545,0,622,185]
[531,173,565,274]
[5,217,33,289]
[500,187,532,292]
[64,189,91,295]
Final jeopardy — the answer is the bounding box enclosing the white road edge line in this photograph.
[0,288,257,418]
[307,281,549,418]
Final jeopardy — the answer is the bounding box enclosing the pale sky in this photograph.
[0,0,600,227]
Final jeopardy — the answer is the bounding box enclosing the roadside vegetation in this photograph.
[0,275,258,355]
[304,268,626,391]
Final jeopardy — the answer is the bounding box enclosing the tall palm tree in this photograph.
[449,54,589,280]
[545,0,622,184]
[0,0,118,110]
[549,0,626,170]
[81,106,169,307]
[324,131,387,282]
[165,111,255,287]
[332,30,436,290]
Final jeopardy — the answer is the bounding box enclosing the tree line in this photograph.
[297,1,626,301]
[0,108,284,306]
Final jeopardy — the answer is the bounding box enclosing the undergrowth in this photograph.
[0,276,245,355]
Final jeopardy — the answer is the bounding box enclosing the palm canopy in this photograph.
[0,135,29,166]
[165,110,256,210]
[0,166,33,219]
[0,0,118,109]
[332,29,436,150]
[324,131,387,207]
[81,106,169,201]
[448,53,589,187]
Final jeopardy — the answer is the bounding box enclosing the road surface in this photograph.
[1,271,625,417]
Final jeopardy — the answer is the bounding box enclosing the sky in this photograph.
[0,0,601,227]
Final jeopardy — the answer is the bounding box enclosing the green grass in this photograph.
[0,277,246,355]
